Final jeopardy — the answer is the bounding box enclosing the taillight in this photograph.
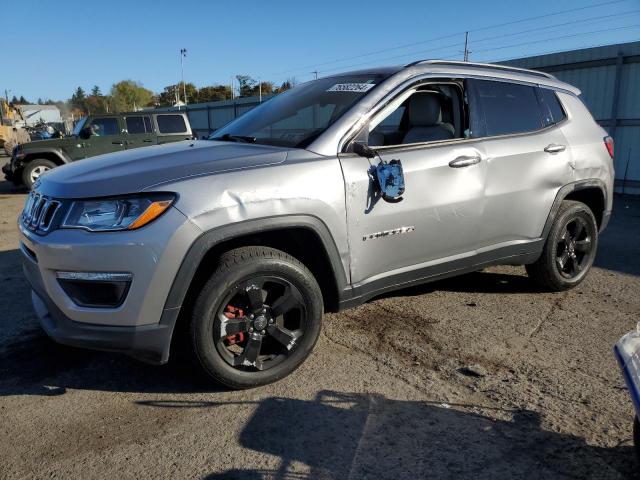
[604,136,614,159]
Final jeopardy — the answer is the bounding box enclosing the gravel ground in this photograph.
[1,158,639,479]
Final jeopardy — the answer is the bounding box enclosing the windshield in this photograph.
[72,117,88,136]
[209,73,390,148]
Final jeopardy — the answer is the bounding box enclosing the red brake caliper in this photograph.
[223,305,245,345]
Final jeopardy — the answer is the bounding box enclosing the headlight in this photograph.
[62,194,175,232]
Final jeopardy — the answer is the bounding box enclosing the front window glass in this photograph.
[210,74,390,148]
[88,117,119,136]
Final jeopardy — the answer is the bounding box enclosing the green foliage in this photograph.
[235,75,257,97]
[91,85,102,97]
[110,80,153,112]
[198,85,232,102]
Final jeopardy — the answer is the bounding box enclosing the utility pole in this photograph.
[230,76,234,100]
[258,78,262,103]
[180,48,188,108]
[4,89,10,103]
[311,70,318,80]
[463,32,470,62]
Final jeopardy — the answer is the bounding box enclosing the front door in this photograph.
[78,116,125,158]
[340,141,488,287]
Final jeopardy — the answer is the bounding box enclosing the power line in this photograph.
[269,0,631,76]
[316,22,639,76]
[472,24,640,55]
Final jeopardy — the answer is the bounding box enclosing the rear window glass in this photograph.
[471,79,543,137]
[157,115,187,134]
[540,88,566,126]
[126,116,152,134]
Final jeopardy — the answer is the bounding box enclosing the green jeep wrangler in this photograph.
[3,111,193,189]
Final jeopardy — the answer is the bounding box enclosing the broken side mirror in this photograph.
[375,160,405,202]
[353,142,376,159]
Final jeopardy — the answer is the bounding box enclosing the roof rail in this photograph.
[406,60,556,80]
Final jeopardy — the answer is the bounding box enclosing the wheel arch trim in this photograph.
[541,179,608,239]
[161,214,349,314]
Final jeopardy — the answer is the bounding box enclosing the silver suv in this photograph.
[19,61,614,388]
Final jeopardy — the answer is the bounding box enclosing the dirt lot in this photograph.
[1,157,639,479]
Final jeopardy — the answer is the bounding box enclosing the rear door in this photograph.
[467,79,574,247]
[80,116,125,157]
[124,115,157,149]
[154,113,192,144]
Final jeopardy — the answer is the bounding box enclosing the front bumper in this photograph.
[30,288,174,364]
[19,205,201,364]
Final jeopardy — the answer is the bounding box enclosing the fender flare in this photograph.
[161,215,349,314]
[541,179,608,239]
[23,148,71,165]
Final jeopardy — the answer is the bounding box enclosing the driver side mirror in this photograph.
[352,142,376,159]
[79,127,92,140]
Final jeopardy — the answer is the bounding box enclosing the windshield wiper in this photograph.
[211,133,256,143]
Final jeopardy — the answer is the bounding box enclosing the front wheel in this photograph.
[22,159,57,189]
[190,246,323,389]
[526,200,598,291]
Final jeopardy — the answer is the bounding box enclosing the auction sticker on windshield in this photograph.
[327,83,376,92]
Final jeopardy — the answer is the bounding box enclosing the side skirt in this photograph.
[338,240,544,310]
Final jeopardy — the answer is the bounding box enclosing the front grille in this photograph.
[21,191,61,233]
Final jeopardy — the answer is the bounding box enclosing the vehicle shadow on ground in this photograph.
[136,390,635,479]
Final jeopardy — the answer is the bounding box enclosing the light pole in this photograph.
[180,48,188,108]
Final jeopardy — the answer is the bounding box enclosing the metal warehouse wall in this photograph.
[501,41,640,194]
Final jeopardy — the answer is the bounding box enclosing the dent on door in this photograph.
[340,141,488,286]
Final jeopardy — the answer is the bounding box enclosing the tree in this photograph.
[275,78,295,93]
[235,75,257,97]
[158,82,198,106]
[198,85,232,102]
[37,97,43,105]
[110,80,153,112]
[70,87,87,111]
[91,85,102,97]
[18,95,28,104]
[10,95,18,105]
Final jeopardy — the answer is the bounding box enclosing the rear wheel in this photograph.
[22,159,57,189]
[189,246,323,389]
[526,200,598,291]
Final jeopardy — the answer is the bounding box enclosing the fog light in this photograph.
[56,271,132,308]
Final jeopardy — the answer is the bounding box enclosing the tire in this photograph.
[190,246,323,389]
[526,200,598,291]
[22,158,57,189]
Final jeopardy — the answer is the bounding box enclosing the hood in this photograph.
[36,140,290,198]
[22,136,76,150]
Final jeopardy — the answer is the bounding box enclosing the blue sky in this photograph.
[4,0,639,101]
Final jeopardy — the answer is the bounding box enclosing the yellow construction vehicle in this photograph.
[0,99,29,156]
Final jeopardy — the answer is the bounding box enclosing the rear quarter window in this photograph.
[156,115,188,134]
[470,79,543,137]
[539,88,567,126]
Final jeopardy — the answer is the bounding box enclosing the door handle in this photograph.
[449,155,481,168]
[142,139,153,143]
[112,141,124,145]
[544,144,566,153]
